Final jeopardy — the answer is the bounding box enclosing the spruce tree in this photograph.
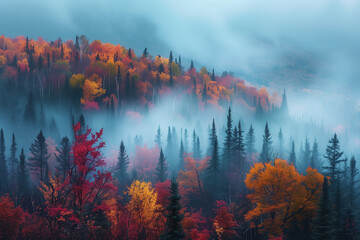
[18,148,29,206]
[245,124,255,159]
[207,132,220,198]
[302,137,311,170]
[192,130,197,159]
[0,129,8,192]
[260,122,272,163]
[161,179,185,240]
[166,127,173,160]
[207,119,217,157]
[289,140,297,167]
[311,139,321,170]
[55,136,72,179]
[179,140,184,169]
[323,134,344,183]
[155,149,168,183]
[196,136,201,159]
[116,141,129,189]
[155,126,162,149]
[9,133,18,189]
[223,107,233,167]
[312,177,333,240]
[28,130,50,183]
[345,156,359,239]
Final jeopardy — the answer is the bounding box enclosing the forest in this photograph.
[0,35,358,240]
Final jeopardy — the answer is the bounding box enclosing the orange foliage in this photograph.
[245,159,323,237]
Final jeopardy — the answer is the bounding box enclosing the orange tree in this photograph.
[244,159,323,237]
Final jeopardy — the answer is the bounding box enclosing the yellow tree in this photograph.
[126,180,164,240]
[81,74,106,105]
[245,159,323,237]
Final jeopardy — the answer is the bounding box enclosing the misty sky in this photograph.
[1,0,360,120]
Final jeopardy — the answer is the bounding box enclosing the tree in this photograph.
[196,137,202,160]
[18,148,29,206]
[213,200,238,239]
[161,179,185,240]
[302,138,311,170]
[278,128,284,158]
[223,107,233,167]
[232,121,245,169]
[9,133,18,189]
[311,139,321,170]
[312,177,333,240]
[156,149,168,183]
[0,195,26,239]
[280,89,288,116]
[260,122,272,163]
[24,91,36,124]
[116,141,129,189]
[323,134,344,183]
[245,159,323,237]
[345,156,359,239]
[245,124,256,160]
[155,126,162,149]
[0,129,8,192]
[289,140,296,167]
[179,140,184,169]
[192,130,197,159]
[206,133,220,199]
[55,136,72,179]
[207,119,217,156]
[28,130,50,183]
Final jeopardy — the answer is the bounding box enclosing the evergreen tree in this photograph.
[78,113,86,135]
[166,127,173,159]
[0,129,8,192]
[18,148,29,206]
[260,122,272,163]
[207,119,217,156]
[311,139,321,170]
[55,136,72,179]
[223,107,233,167]
[155,125,162,149]
[245,124,255,159]
[323,134,344,183]
[278,128,284,158]
[169,51,173,64]
[161,178,185,240]
[232,121,245,169]
[280,89,289,116]
[302,137,311,170]
[155,149,168,183]
[179,140,184,169]
[289,140,297,167]
[192,130,197,159]
[211,68,216,81]
[9,133,18,189]
[184,129,189,154]
[24,91,36,124]
[207,129,220,198]
[312,177,333,240]
[28,130,50,183]
[190,60,194,70]
[142,48,148,58]
[116,141,129,189]
[196,136,202,159]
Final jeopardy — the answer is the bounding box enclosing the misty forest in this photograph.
[0,1,360,240]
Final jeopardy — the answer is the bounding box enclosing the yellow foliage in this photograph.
[70,73,86,89]
[81,74,106,104]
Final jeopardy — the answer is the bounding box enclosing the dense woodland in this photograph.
[0,35,358,239]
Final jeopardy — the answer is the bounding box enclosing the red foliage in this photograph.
[0,195,25,239]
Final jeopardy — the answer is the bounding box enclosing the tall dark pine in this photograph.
[323,133,344,183]
[311,139,320,170]
[155,126,162,149]
[312,177,333,240]
[24,91,36,124]
[260,122,272,163]
[232,121,245,169]
[18,148,29,206]
[345,156,359,239]
[9,133,18,189]
[162,179,185,240]
[0,129,8,192]
[211,68,216,81]
[55,136,72,179]
[223,107,233,167]
[289,140,296,167]
[196,136,201,159]
[207,119,217,156]
[207,131,220,198]
[156,149,168,183]
[116,141,129,189]
[245,124,255,159]
[28,130,50,183]
[302,138,311,170]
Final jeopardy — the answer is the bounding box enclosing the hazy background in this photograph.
[1,0,359,136]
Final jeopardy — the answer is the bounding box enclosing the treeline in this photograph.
[0,107,358,239]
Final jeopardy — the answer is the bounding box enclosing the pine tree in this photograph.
[311,139,321,170]
[289,140,297,167]
[207,119,217,156]
[207,130,220,198]
[278,128,284,158]
[116,141,129,189]
[155,149,168,183]
[232,121,246,170]
[192,130,197,159]
[211,68,216,81]
[223,107,233,167]
[196,136,202,160]
[28,130,50,183]
[260,122,272,163]
[18,148,29,206]
[280,89,289,116]
[0,129,8,192]
[245,124,255,159]
[55,136,72,179]
[9,133,18,189]
[155,125,162,149]
[312,177,333,240]
[166,127,173,159]
[302,137,311,170]
[323,134,344,183]
[161,178,185,240]
[179,140,184,169]
[190,60,194,70]
[24,91,36,124]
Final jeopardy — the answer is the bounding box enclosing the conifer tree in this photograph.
[223,107,233,167]
[207,131,220,198]
[192,130,197,159]
[116,141,129,189]
[245,124,255,159]
[211,68,216,81]
[278,128,284,158]
[184,129,189,154]
[311,139,321,170]
[312,177,333,240]
[260,122,272,163]
[196,136,202,159]
[155,125,162,149]
[302,137,311,170]
[166,127,173,159]
[207,119,217,156]
[55,136,72,179]
[323,133,344,183]
[179,140,184,169]
[0,129,8,192]
[9,133,18,189]
[161,178,185,240]
[28,130,50,183]
[156,149,168,183]
[18,148,29,206]
[289,140,296,167]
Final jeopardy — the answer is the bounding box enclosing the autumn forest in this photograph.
[0,32,358,240]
